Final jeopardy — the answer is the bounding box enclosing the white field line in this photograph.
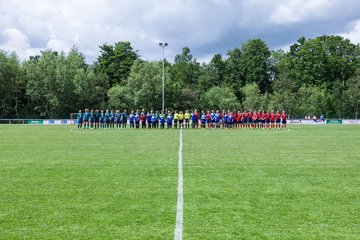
[174,128,183,240]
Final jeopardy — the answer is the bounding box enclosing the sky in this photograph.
[1,0,360,63]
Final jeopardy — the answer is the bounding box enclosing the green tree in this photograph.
[240,39,271,93]
[224,48,244,98]
[73,66,109,110]
[127,60,162,110]
[107,84,132,110]
[345,69,360,118]
[241,83,263,111]
[286,35,357,87]
[96,41,138,86]
[201,86,240,110]
[171,47,200,89]
[24,48,89,117]
[208,54,225,87]
[297,84,331,117]
[268,73,299,115]
[167,47,200,110]
[0,51,24,118]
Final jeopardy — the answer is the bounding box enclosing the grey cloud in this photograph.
[0,0,359,63]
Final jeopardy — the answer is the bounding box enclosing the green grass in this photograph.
[0,126,179,239]
[183,126,360,239]
[1,125,360,239]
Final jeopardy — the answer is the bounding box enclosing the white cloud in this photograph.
[0,28,30,50]
[340,20,360,44]
[0,0,359,63]
[269,0,336,25]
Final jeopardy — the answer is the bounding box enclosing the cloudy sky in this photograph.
[1,0,360,63]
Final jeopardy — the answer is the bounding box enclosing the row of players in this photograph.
[77,109,288,129]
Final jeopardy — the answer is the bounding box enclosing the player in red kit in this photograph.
[237,111,242,129]
[247,110,253,129]
[232,112,237,128]
[281,111,287,128]
[261,111,266,129]
[270,111,275,128]
[252,111,258,129]
[206,111,211,128]
[193,109,199,128]
[241,112,246,128]
[275,111,281,128]
[140,113,146,128]
[265,111,270,128]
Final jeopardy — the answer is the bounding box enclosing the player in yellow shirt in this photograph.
[184,110,190,128]
[178,111,184,128]
[174,110,179,129]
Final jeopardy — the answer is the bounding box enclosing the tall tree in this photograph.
[201,86,240,111]
[344,68,360,118]
[241,83,263,111]
[208,54,225,87]
[171,47,200,89]
[286,35,357,87]
[224,48,244,98]
[240,39,271,93]
[125,59,163,110]
[96,41,138,86]
[167,47,200,110]
[24,48,90,117]
[0,51,24,118]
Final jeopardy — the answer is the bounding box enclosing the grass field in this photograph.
[1,125,360,239]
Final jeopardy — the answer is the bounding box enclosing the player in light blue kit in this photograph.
[77,110,83,128]
[167,111,173,129]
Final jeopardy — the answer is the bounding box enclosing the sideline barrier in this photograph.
[27,120,44,125]
[0,119,75,125]
[0,119,359,125]
[287,119,325,124]
[326,119,342,124]
[342,119,360,124]
[287,119,360,125]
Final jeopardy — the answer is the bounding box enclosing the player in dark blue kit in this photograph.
[77,110,83,128]
[109,110,115,128]
[223,112,228,129]
[210,110,216,128]
[228,112,234,128]
[83,109,90,129]
[135,111,140,129]
[100,110,104,128]
[215,110,221,129]
[167,111,173,129]
[115,110,121,128]
[129,111,135,128]
[147,110,153,128]
[94,110,100,129]
[190,111,195,128]
[159,111,165,129]
[200,111,206,128]
[122,110,127,128]
[152,111,159,128]
[89,109,95,129]
[104,109,110,128]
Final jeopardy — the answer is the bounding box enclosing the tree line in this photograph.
[1,35,359,119]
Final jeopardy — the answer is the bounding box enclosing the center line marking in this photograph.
[174,128,183,240]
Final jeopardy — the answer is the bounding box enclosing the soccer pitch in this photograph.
[1,125,360,239]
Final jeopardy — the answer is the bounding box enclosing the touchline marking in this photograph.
[174,128,183,240]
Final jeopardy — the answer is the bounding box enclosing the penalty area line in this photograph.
[174,128,183,240]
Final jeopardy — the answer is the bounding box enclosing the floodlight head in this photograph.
[159,43,163,46]
[164,43,168,47]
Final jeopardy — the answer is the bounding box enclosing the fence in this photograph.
[0,119,359,125]
[0,119,75,125]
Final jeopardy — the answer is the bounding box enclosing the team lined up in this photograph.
[77,109,288,129]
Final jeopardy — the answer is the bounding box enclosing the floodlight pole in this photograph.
[159,42,168,113]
